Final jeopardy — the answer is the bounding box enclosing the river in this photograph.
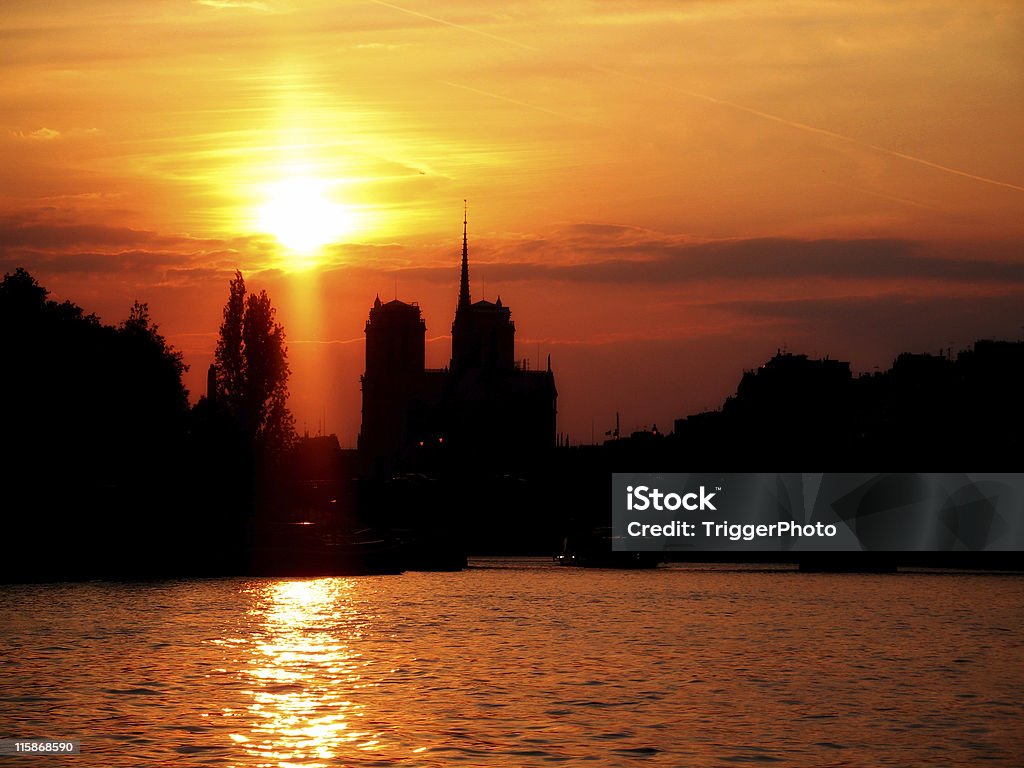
[1,560,1022,766]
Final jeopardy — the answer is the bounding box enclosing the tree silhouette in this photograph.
[213,271,295,452]
[215,271,246,408]
[120,300,189,417]
[0,266,48,309]
[1,268,195,580]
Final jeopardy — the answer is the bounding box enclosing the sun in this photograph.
[256,176,354,256]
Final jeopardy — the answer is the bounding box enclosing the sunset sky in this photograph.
[2,0,1023,443]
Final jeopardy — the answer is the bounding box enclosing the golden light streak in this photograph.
[232,579,382,766]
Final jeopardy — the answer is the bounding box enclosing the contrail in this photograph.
[367,0,538,51]
[290,337,365,346]
[593,64,1024,195]
[684,89,1024,194]
[440,81,600,127]
[370,2,1024,195]
[822,179,951,214]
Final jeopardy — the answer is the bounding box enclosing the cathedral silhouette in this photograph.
[358,208,557,477]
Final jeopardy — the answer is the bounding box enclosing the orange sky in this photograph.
[2,0,1023,443]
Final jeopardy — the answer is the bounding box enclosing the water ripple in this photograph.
[0,566,1022,766]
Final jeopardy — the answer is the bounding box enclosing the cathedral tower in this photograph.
[451,203,515,372]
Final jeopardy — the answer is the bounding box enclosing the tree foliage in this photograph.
[0,269,189,440]
[121,300,189,416]
[215,271,246,408]
[213,270,295,451]
[1,268,193,579]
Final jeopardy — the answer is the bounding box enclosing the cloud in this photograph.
[0,212,284,290]
[0,220,166,249]
[713,293,1024,368]
[7,127,101,142]
[195,0,273,11]
[10,128,61,141]
[5,206,1022,292]
[0,208,284,261]
[383,230,1024,286]
[720,293,1024,325]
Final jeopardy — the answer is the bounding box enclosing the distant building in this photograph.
[359,210,557,476]
[726,351,852,418]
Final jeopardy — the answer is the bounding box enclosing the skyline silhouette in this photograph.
[3,264,1022,581]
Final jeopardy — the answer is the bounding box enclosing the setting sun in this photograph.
[256,177,354,257]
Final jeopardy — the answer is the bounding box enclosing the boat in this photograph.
[555,528,662,569]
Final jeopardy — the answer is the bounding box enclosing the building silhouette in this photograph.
[359,209,557,477]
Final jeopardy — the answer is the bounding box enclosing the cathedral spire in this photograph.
[458,199,470,310]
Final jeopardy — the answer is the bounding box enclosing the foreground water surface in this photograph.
[1,560,1022,766]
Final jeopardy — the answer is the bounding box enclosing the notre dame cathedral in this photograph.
[358,210,557,477]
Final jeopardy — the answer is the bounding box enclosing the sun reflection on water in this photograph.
[232,579,381,767]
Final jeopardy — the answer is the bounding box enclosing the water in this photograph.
[1,560,1022,766]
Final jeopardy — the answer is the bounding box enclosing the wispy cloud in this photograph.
[10,128,61,141]
[195,0,274,11]
[594,64,1024,195]
[379,230,1024,287]
[367,0,539,51]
